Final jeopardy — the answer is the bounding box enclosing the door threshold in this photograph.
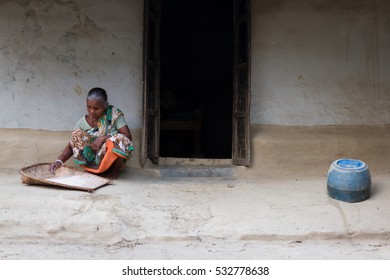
[154,157,236,178]
[158,157,232,166]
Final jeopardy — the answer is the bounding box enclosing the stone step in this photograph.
[156,165,237,177]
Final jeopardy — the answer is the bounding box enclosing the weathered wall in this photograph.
[251,0,390,125]
[0,0,143,130]
[243,124,390,178]
[2,0,390,175]
[2,0,390,128]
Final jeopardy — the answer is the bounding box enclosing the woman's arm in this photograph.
[49,143,73,173]
[90,125,132,152]
[118,125,132,141]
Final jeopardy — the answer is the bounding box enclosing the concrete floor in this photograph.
[1,166,390,260]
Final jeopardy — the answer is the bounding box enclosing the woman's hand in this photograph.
[49,144,72,174]
[91,136,109,152]
[49,160,62,174]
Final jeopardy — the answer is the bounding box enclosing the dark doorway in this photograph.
[141,0,250,166]
[159,0,234,159]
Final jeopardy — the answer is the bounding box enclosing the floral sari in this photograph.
[70,105,133,173]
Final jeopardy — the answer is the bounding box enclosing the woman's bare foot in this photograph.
[100,158,123,180]
[101,169,121,180]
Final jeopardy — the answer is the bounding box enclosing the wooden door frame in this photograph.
[141,0,161,165]
[141,0,251,166]
[232,0,251,166]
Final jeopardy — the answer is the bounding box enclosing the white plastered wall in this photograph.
[0,0,144,131]
[251,0,390,126]
[2,0,390,130]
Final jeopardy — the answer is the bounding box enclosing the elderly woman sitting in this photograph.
[49,87,134,179]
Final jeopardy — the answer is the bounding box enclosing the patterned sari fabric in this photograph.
[70,105,133,172]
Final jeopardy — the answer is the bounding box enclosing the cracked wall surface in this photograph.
[252,0,390,125]
[0,0,143,130]
[1,0,390,130]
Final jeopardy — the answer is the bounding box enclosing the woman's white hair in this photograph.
[87,87,109,107]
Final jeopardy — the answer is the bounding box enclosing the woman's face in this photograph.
[86,99,106,119]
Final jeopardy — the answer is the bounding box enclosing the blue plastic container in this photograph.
[327,159,371,203]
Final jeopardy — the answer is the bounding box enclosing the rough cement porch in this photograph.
[1,167,390,259]
[1,127,390,259]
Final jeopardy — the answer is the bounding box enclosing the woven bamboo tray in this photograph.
[20,163,111,192]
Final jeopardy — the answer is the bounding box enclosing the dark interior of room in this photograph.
[160,0,234,158]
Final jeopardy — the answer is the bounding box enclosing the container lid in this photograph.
[333,159,367,170]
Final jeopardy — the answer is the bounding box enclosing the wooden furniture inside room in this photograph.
[160,109,202,156]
